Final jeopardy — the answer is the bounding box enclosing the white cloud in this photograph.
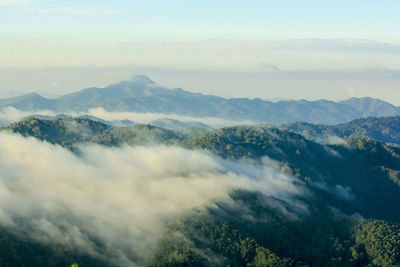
[316,135,347,145]
[0,106,256,128]
[0,132,303,265]
[0,106,57,126]
[86,107,256,128]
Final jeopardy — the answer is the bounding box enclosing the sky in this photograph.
[1,0,400,103]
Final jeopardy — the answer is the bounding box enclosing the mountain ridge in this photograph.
[280,115,400,146]
[1,75,399,124]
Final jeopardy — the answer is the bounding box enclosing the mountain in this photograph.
[341,97,400,117]
[150,118,214,131]
[1,75,399,124]
[3,117,400,266]
[280,115,400,146]
[0,92,55,110]
[6,117,184,149]
[23,113,137,127]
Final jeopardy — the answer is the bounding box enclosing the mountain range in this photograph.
[1,75,399,124]
[22,112,400,147]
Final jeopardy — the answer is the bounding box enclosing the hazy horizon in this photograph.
[1,67,400,106]
[1,1,400,104]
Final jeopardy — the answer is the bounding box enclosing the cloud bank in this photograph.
[85,107,256,128]
[0,106,57,126]
[0,132,302,265]
[0,106,254,128]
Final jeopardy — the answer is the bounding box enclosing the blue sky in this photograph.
[1,0,400,103]
[1,0,400,40]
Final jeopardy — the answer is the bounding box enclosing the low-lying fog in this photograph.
[0,132,303,265]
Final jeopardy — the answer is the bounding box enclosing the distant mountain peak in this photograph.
[1,75,399,125]
[131,75,156,84]
[15,92,47,100]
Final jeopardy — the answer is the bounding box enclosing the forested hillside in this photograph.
[1,117,399,266]
[280,116,400,146]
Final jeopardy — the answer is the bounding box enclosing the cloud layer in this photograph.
[86,107,256,128]
[0,106,254,128]
[0,106,57,126]
[0,132,301,265]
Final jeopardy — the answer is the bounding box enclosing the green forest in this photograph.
[1,117,400,266]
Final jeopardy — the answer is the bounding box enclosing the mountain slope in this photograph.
[341,97,400,117]
[0,93,55,110]
[1,76,399,124]
[6,117,184,148]
[3,117,400,266]
[150,118,212,130]
[280,115,400,146]
[6,118,400,222]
